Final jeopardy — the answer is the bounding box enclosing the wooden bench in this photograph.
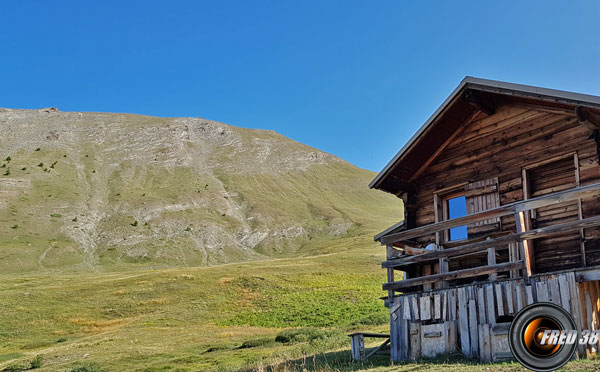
[348,332,390,361]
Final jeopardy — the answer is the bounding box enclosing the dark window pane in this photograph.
[448,196,467,241]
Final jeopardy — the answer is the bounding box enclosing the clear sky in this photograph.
[1,1,599,172]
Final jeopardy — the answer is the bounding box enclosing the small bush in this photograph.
[1,362,29,371]
[68,363,103,372]
[30,355,43,368]
[37,162,44,167]
[50,213,62,218]
[275,328,337,344]
[21,167,26,171]
[56,337,67,343]
[50,161,57,168]
[4,156,10,162]
[72,217,78,222]
[11,224,18,229]
[131,221,138,227]
[3,168,9,176]
[237,337,274,349]
[35,148,41,151]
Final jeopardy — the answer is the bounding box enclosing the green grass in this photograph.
[0,240,391,372]
[0,247,596,372]
[1,240,596,372]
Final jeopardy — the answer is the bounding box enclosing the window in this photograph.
[447,195,468,241]
[434,179,499,243]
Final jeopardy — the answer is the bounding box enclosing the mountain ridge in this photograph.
[0,108,402,273]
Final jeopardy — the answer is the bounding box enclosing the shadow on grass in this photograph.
[235,346,480,372]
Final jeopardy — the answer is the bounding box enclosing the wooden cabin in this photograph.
[370,77,600,362]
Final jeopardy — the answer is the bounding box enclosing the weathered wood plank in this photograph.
[477,287,486,324]
[383,261,524,291]
[457,288,470,356]
[420,295,431,321]
[486,284,496,324]
[506,282,514,315]
[434,294,441,320]
[495,283,505,316]
[526,285,534,305]
[442,290,448,321]
[536,281,549,302]
[468,300,479,358]
[564,272,584,358]
[558,275,571,313]
[379,182,600,244]
[549,278,561,305]
[382,215,600,269]
[403,296,412,320]
[411,295,420,320]
[399,308,409,360]
[515,280,524,311]
[450,289,457,321]
[479,324,491,363]
[409,322,421,360]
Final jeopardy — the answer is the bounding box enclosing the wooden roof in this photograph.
[370,77,600,194]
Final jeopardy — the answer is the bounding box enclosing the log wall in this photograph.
[408,105,600,274]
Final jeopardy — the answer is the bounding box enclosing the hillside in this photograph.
[0,108,402,273]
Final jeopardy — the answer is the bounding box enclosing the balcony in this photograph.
[379,182,600,293]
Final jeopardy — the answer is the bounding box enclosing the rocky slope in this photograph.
[0,108,402,273]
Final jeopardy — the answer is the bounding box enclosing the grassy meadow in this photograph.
[0,233,387,372]
[2,235,598,372]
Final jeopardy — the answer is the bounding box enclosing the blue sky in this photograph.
[1,1,599,172]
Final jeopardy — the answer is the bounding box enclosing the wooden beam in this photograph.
[383,261,524,291]
[379,182,600,244]
[464,90,496,115]
[574,152,586,267]
[382,214,600,269]
[576,106,600,131]
[408,111,482,184]
[507,102,577,117]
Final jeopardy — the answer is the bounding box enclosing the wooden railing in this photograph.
[381,182,600,292]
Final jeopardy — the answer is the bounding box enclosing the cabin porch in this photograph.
[379,182,600,362]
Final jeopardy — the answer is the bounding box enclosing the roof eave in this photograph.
[369,77,600,193]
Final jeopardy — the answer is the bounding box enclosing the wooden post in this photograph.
[386,252,395,302]
[516,211,534,277]
[520,168,534,278]
[434,194,449,289]
[508,242,519,278]
[487,237,496,281]
[457,287,470,356]
[574,152,587,267]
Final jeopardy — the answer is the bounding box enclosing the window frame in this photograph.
[434,183,469,245]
